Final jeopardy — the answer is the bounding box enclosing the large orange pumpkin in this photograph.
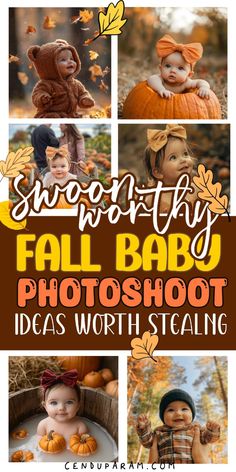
[69,433,97,456]
[57,356,101,381]
[123,81,221,119]
[39,430,66,454]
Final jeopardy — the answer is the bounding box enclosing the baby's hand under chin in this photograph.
[197,87,210,99]
[159,89,175,99]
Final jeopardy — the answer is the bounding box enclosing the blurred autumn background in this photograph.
[9,7,111,118]
[119,123,230,201]
[8,124,111,205]
[119,7,227,118]
[128,356,227,464]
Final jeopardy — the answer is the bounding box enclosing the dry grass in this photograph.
[9,356,62,393]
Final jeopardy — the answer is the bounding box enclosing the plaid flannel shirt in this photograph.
[137,422,220,464]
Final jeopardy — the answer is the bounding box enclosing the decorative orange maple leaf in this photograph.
[131,331,159,363]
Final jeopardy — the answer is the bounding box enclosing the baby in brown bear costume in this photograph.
[27,39,95,118]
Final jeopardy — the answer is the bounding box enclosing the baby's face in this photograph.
[44,385,80,423]
[57,49,77,78]
[160,52,192,85]
[49,156,70,179]
[156,138,193,185]
[164,400,192,428]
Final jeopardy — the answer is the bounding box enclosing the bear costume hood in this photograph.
[27,39,81,81]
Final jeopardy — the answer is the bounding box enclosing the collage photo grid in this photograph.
[0,0,235,470]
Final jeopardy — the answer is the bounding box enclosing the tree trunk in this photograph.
[213,356,228,413]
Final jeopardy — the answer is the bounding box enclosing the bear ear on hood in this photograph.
[27,45,41,62]
[55,39,69,46]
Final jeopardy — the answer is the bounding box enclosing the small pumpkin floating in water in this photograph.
[123,81,221,119]
[39,430,66,454]
[11,449,34,462]
[11,429,28,440]
[69,433,97,456]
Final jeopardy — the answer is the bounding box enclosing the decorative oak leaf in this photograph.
[43,16,56,30]
[98,0,127,36]
[0,201,27,230]
[131,331,159,363]
[0,147,34,179]
[193,164,230,219]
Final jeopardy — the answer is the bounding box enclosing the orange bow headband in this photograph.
[46,144,70,161]
[156,34,203,64]
[147,124,187,170]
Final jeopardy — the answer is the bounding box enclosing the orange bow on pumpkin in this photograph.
[147,124,187,153]
[46,144,70,161]
[156,34,203,64]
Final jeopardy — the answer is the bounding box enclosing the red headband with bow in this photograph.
[41,369,79,390]
[156,34,203,64]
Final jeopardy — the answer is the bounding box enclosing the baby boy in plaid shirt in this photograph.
[136,389,220,464]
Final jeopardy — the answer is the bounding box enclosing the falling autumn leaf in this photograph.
[95,0,127,40]
[0,147,34,180]
[43,16,56,30]
[25,25,36,34]
[89,64,103,82]
[17,72,29,85]
[131,331,159,362]
[193,164,230,220]
[102,66,110,76]
[99,80,109,92]
[0,201,27,231]
[9,54,20,63]
[89,50,99,61]
[72,10,94,24]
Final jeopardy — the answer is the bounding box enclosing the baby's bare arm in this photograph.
[147,74,174,98]
[37,418,47,436]
[185,77,211,98]
[77,419,89,435]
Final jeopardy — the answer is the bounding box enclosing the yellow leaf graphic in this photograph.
[96,0,127,39]
[131,331,159,362]
[193,164,230,219]
[0,147,34,179]
[0,201,27,231]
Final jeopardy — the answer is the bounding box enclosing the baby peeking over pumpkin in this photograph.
[27,39,95,118]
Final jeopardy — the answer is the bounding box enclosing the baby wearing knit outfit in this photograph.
[27,39,95,118]
[136,389,220,464]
